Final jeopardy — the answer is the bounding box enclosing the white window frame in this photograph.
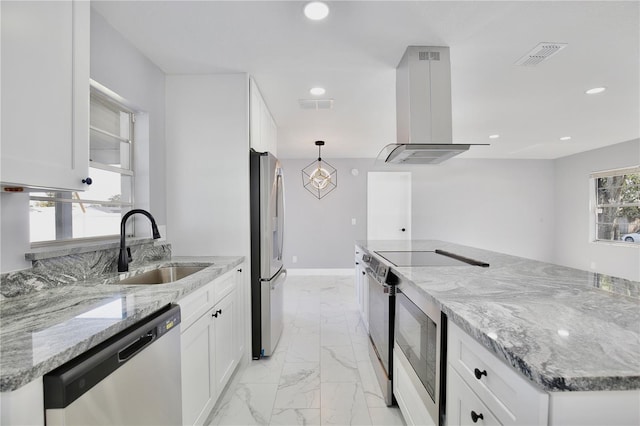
[590,166,640,245]
[29,84,136,246]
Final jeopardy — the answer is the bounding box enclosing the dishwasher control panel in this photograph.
[158,310,181,336]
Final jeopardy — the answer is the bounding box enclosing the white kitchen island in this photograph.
[356,240,640,426]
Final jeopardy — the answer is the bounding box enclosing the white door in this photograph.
[367,172,411,240]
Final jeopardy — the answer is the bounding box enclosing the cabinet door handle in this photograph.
[237,268,242,272]
[474,368,487,380]
[212,309,222,318]
[471,411,484,423]
[82,177,93,185]
[401,228,406,232]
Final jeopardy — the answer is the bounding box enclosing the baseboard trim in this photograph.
[287,268,354,276]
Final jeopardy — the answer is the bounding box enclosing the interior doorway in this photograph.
[367,172,411,240]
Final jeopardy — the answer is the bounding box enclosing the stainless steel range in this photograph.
[360,250,397,406]
[361,248,489,413]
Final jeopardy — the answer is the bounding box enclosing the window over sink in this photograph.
[29,86,135,244]
[591,166,640,244]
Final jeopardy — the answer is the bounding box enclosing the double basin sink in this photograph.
[118,265,208,285]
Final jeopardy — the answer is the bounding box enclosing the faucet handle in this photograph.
[127,247,132,263]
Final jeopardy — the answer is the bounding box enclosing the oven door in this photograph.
[395,288,444,424]
[366,268,394,406]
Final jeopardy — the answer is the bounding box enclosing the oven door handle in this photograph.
[366,269,395,294]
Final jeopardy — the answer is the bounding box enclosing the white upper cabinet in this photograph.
[249,77,278,155]
[1,0,90,191]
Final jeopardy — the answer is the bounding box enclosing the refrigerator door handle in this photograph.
[276,170,285,261]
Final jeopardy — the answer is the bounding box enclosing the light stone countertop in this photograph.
[356,240,640,392]
[0,256,243,392]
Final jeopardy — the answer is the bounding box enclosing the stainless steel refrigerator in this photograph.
[250,149,286,359]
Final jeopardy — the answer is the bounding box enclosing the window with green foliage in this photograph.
[592,167,640,243]
[29,87,135,244]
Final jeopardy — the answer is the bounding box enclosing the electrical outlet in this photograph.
[292,256,298,263]
[351,218,357,225]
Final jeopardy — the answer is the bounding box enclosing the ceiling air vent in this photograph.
[299,99,334,110]
[418,51,440,61]
[515,42,568,66]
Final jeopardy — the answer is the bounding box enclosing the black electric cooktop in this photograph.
[374,250,489,268]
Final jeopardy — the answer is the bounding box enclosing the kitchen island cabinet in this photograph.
[354,248,369,331]
[356,240,640,426]
[1,0,90,191]
[447,321,548,426]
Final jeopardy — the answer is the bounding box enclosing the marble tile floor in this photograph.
[206,275,406,426]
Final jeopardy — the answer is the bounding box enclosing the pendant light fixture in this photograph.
[301,141,337,199]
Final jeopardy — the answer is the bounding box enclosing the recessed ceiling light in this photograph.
[585,87,606,95]
[489,134,500,139]
[310,87,326,96]
[559,136,572,141]
[304,2,329,20]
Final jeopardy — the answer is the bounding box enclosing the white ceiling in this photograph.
[92,1,639,160]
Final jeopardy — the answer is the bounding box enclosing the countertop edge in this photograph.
[355,241,640,393]
[0,256,244,393]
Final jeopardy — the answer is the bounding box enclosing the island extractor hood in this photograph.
[378,46,485,164]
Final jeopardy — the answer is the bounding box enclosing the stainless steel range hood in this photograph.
[378,46,483,164]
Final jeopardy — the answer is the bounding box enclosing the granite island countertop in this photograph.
[356,240,640,393]
[0,256,243,392]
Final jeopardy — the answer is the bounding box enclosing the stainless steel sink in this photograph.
[118,266,207,285]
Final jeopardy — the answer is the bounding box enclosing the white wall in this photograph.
[165,74,250,257]
[90,9,166,225]
[411,159,556,262]
[282,158,555,268]
[283,143,638,280]
[554,139,640,281]
[281,159,370,269]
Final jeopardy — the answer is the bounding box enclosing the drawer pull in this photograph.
[474,368,488,380]
[471,411,484,423]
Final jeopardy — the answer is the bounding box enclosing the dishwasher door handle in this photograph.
[118,331,156,363]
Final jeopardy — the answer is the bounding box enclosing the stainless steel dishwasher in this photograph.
[44,304,182,425]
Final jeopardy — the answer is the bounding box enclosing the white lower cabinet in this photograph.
[179,268,244,426]
[0,378,45,426]
[446,321,640,426]
[447,322,548,426]
[181,307,216,425]
[393,346,436,426]
[447,368,501,426]
[213,293,235,393]
[354,250,369,331]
